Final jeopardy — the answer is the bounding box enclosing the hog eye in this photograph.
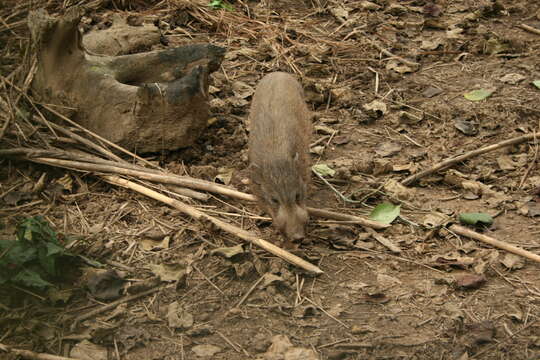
[295,193,301,202]
[270,197,279,205]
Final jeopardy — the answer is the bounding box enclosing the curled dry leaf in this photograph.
[70,340,108,360]
[455,273,487,289]
[454,118,478,136]
[259,335,319,360]
[384,179,415,201]
[362,100,387,119]
[192,344,222,357]
[210,244,244,258]
[375,141,402,157]
[167,301,194,329]
[500,253,525,270]
[386,60,415,74]
[86,269,126,301]
[314,124,336,135]
[148,263,188,282]
[499,73,526,84]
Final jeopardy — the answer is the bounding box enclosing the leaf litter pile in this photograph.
[1,0,539,359]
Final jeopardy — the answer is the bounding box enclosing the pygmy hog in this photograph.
[248,72,312,243]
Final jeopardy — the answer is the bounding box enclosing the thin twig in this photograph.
[517,23,540,36]
[449,224,540,264]
[402,133,537,186]
[103,175,324,274]
[313,168,362,204]
[73,285,165,326]
[0,343,77,360]
[235,273,266,307]
[304,297,349,329]
[362,32,420,67]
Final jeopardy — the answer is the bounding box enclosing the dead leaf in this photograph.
[373,159,393,175]
[192,344,222,357]
[392,163,413,172]
[327,303,345,317]
[377,273,402,288]
[446,27,464,39]
[148,263,187,282]
[86,269,126,301]
[375,142,402,157]
[70,340,108,360]
[518,201,540,217]
[344,281,369,291]
[462,321,496,347]
[422,86,443,98]
[399,110,424,124]
[386,3,407,16]
[228,96,248,107]
[500,253,525,270]
[485,37,510,55]
[499,73,526,84]
[455,274,487,289]
[431,253,475,269]
[421,38,443,50]
[497,155,516,170]
[139,236,170,251]
[360,1,381,11]
[3,191,32,205]
[423,212,451,228]
[351,324,376,335]
[230,262,252,279]
[424,3,442,16]
[56,174,74,193]
[314,124,336,135]
[210,244,244,258]
[262,335,319,360]
[330,6,349,22]
[386,60,415,74]
[167,301,194,329]
[383,179,415,201]
[214,167,234,185]
[261,273,289,289]
[231,81,254,99]
[454,119,478,136]
[362,100,387,119]
[310,145,324,155]
[292,305,319,319]
[333,135,350,145]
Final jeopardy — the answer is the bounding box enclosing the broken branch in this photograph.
[102,175,324,275]
[449,224,540,264]
[0,343,76,360]
[401,133,537,186]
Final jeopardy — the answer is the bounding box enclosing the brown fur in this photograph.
[248,72,312,242]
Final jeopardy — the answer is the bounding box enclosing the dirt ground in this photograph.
[1,0,539,359]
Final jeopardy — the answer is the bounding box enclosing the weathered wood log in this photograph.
[27,7,225,153]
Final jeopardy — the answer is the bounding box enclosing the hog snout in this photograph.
[274,203,309,242]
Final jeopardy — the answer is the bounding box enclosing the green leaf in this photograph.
[0,240,37,265]
[312,164,335,177]
[369,202,401,224]
[459,212,493,226]
[46,242,66,257]
[209,0,234,11]
[1,216,74,289]
[12,269,53,288]
[533,80,540,89]
[464,89,494,101]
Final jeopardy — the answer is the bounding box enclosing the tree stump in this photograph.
[27,7,226,153]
